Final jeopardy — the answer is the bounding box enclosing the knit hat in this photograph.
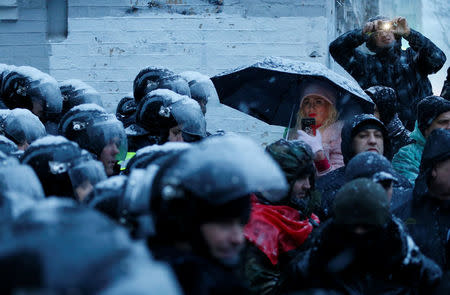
[417,96,450,135]
[266,139,315,185]
[334,178,390,226]
[345,152,397,183]
[299,79,338,107]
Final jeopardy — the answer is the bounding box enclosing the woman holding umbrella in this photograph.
[288,79,344,175]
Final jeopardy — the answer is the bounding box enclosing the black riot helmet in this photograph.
[180,71,218,114]
[124,142,191,175]
[58,104,128,161]
[86,175,128,221]
[0,108,46,148]
[157,75,191,97]
[133,67,174,103]
[68,157,107,202]
[150,134,288,243]
[59,79,103,117]
[116,95,137,128]
[119,167,160,238]
[0,66,62,122]
[20,136,86,198]
[136,89,207,143]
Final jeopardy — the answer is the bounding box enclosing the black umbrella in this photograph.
[211,57,374,127]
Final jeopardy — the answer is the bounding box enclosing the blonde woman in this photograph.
[289,79,344,175]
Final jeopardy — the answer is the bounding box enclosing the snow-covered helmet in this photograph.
[0,108,46,147]
[59,79,103,116]
[150,134,288,243]
[0,66,62,122]
[136,89,207,143]
[20,136,85,197]
[133,67,174,103]
[116,95,137,128]
[124,142,190,174]
[180,71,218,114]
[58,104,127,161]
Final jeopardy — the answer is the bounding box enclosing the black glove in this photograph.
[365,86,398,124]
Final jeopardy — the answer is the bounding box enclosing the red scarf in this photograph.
[244,197,319,265]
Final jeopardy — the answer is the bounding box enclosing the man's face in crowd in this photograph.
[200,218,245,265]
[168,125,184,142]
[431,157,450,200]
[374,28,396,48]
[100,141,119,176]
[352,129,384,155]
[425,111,450,138]
[291,176,311,201]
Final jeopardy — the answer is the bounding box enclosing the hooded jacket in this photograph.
[316,114,392,219]
[392,122,426,185]
[394,129,450,271]
[329,29,446,131]
[282,218,442,295]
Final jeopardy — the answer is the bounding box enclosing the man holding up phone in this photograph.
[329,16,446,131]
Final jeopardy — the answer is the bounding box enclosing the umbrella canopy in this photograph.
[211,57,374,127]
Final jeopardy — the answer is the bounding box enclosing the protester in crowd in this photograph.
[316,114,409,219]
[345,151,410,210]
[282,178,442,294]
[395,129,450,272]
[392,95,450,184]
[330,16,446,130]
[242,139,320,295]
[148,134,288,295]
[289,79,344,175]
[365,86,412,154]
[0,108,46,150]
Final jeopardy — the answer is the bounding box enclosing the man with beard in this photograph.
[242,139,320,295]
[330,16,446,130]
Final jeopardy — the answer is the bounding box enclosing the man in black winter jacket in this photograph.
[395,129,450,271]
[330,16,446,131]
[316,114,411,219]
[282,179,442,295]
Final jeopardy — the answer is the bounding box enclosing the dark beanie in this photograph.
[334,178,390,226]
[417,96,450,135]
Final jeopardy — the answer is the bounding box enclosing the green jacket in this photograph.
[392,122,426,185]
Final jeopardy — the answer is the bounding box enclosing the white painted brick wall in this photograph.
[47,0,332,144]
[0,1,49,72]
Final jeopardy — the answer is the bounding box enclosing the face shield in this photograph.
[170,98,207,141]
[120,167,159,238]
[32,81,63,122]
[157,134,288,204]
[86,115,128,161]
[3,109,46,146]
[68,159,107,202]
